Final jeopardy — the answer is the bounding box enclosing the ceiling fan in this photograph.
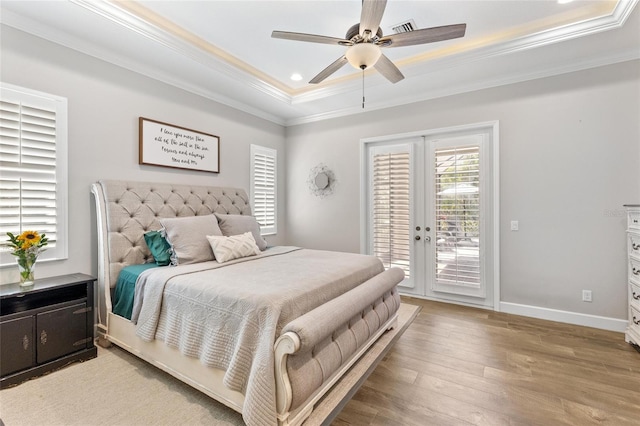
[272,0,466,85]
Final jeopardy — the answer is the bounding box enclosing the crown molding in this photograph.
[0,7,287,125]
[613,0,639,23]
[69,0,640,107]
[70,0,293,104]
[462,0,637,58]
[2,0,637,127]
[287,0,639,105]
[285,49,640,127]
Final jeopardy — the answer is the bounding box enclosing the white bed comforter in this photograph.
[132,246,384,426]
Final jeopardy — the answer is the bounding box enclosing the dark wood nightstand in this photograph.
[0,273,98,388]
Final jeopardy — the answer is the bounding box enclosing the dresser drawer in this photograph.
[629,209,640,230]
[630,256,640,285]
[630,305,640,337]
[631,282,640,312]
[629,232,640,259]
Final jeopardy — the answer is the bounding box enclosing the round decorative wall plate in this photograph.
[308,164,336,197]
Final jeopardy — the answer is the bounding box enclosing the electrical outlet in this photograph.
[510,220,519,231]
[582,290,592,302]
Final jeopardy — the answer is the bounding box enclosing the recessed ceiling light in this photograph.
[557,0,574,4]
[290,73,303,81]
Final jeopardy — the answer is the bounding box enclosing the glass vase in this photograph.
[17,254,38,287]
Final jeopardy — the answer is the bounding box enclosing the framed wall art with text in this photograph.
[139,117,220,173]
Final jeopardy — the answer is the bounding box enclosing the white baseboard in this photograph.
[499,302,628,333]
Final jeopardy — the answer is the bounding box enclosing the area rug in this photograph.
[0,303,420,426]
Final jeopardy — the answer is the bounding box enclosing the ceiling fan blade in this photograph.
[379,24,466,48]
[271,31,352,46]
[309,56,349,84]
[374,54,404,84]
[360,0,387,37]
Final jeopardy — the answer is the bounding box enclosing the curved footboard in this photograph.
[274,267,404,425]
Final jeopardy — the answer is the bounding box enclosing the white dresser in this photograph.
[625,204,640,348]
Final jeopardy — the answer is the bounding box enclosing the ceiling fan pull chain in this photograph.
[362,67,365,109]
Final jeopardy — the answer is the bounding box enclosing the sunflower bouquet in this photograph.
[5,231,48,285]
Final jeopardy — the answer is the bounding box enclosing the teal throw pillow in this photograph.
[144,230,172,266]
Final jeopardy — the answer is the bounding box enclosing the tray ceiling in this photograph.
[1,0,638,125]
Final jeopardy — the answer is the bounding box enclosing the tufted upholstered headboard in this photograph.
[91,180,252,294]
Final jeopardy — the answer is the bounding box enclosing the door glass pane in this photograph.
[372,150,411,278]
[434,145,480,287]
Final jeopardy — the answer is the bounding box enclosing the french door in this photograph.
[363,123,498,308]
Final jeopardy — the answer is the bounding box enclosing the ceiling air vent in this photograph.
[391,19,417,34]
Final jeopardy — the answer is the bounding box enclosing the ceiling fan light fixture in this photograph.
[345,43,382,70]
[272,0,465,85]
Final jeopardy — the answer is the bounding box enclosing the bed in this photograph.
[91,180,403,426]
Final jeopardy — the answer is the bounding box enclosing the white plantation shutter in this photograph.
[370,145,411,279]
[434,145,480,287]
[0,84,68,266]
[250,144,276,235]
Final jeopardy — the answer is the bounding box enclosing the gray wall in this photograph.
[2,24,639,323]
[0,26,286,285]
[285,60,640,320]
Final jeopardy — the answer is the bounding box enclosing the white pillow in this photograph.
[160,214,222,265]
[206,232,261,264]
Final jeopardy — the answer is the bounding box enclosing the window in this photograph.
[250,144,276,235]
[369,144,412,279]
[434,144,481,287]
[0,83,68,266]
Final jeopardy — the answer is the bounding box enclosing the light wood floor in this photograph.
[333,297,640,426]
